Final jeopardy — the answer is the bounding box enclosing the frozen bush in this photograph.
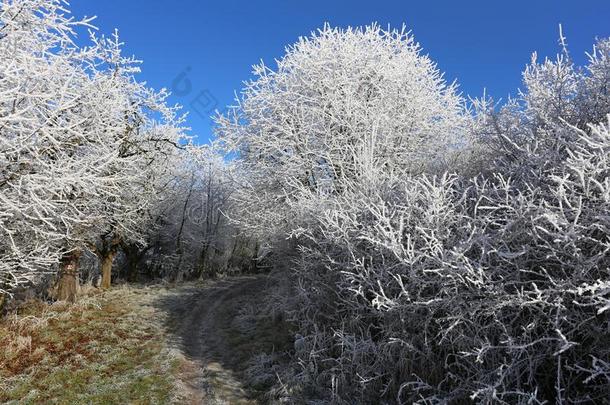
[255,36,610,403]
[288,118,610,403]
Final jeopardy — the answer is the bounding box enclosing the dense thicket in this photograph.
[218,26,610,403]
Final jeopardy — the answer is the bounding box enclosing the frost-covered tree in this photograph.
[79,32,189,291]
[129,148,248,282]
[190,150,236,278]
[0,0,188,300]
[216,24,468,238]
[0,0,95,297]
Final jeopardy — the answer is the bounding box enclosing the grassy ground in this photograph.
[0,284,190,405]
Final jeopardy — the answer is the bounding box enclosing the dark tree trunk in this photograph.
[250,240,260,273]
[174,172,196,280]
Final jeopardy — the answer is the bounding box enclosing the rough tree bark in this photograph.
[57,250,82,302]
[95,234,121,290]
[100,250,118,289]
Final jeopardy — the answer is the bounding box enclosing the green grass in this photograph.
[0,286,183,404]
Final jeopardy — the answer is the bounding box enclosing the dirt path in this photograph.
[155,275,288,404]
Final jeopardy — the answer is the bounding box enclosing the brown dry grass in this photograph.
[0,285,188,404]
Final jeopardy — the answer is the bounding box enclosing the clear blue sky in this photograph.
[70,1,610,144]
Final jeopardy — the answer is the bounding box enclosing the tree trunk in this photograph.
[249,240,260,273]
[197,241,210,279]
[57,250,81,302]
[100,250,117,290]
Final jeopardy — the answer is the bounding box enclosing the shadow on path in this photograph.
[153,275,292,404]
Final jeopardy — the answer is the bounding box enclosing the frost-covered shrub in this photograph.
[293,128,608,403]
[473,37,610,182]
[270,38,610,403]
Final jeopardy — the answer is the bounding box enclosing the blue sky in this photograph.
[70,1,610,144]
